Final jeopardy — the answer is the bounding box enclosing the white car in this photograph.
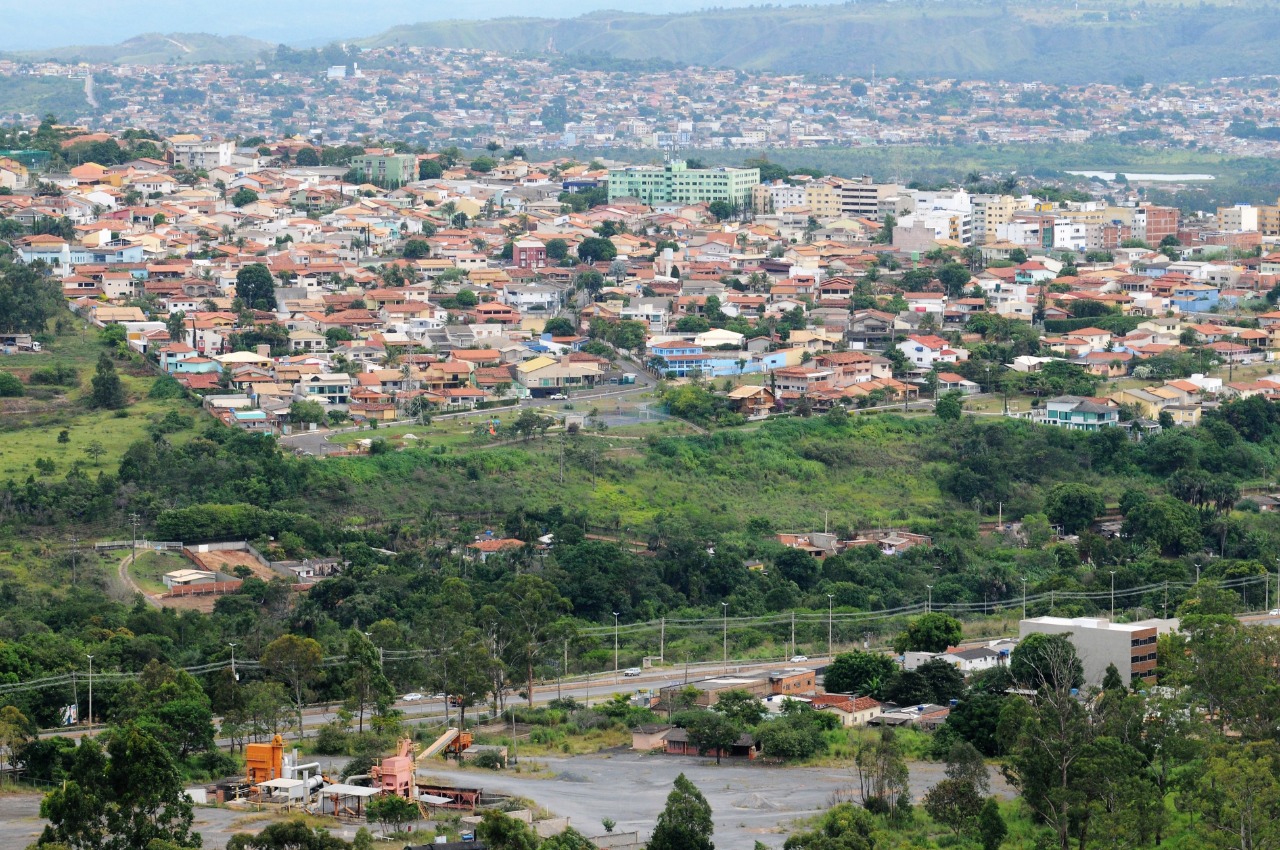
[623,667,643,677]
[1270,609,1280,616]
[402,692,425,702]
[549,393,568,400]
[790,655,809,663]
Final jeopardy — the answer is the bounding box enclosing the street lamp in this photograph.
[86,654,94,735]
[612,612,620,683]
[228,642,238,681]
[827,594,834,657]
[1195,561,1201,583]
[926,585,933,614]
[721,602,729,672]
[1109,571,1116,621]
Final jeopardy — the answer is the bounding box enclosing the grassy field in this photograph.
[0,322,203,482]
[128,550,190,595]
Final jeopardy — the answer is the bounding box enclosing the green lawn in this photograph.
[0,322,205,482]
[129,550,189,595]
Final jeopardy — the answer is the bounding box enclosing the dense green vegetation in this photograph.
[360,3,1280,84]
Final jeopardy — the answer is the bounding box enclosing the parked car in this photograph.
[402,692,425,702]
[549,393,567,400]
[790,655,809,663]
[623,667,643,677]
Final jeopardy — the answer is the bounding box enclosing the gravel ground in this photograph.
[0,752,1011,849]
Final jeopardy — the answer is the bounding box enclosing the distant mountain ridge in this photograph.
[357,5,1280,83]
[4,4,1280,83]
[3,32,274,65]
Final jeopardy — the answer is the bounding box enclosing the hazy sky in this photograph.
[1,0,842,50]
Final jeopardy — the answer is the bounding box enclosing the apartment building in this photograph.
[350,150,418,187]
[607,160,759,208]
[831,175,901,221]
[1019,616,1160,686]
[167,135,234,170]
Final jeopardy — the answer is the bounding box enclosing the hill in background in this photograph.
[359,4,1280,84]
[3,32,275,65]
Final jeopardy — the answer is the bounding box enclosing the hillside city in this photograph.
[6,30,1280,850]
[5,47,1280,159]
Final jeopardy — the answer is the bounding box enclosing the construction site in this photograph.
[198,727,584,842]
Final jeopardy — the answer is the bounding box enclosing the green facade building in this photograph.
[607,160,759,208]
[350,151,417,187]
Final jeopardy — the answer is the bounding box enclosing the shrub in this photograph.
[0,371,24,397]
[472,750,505,770]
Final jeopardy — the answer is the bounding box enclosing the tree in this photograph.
[937,262,972,298]
[403,239,431,259]
[475,809,538,850]
[976,798,1006,850]
[0,371,24,397]
[164,310,187,345]
[455,289,478,308]
[541,828,597,850]
[915,658,966,705]
[0,704,33,778]
[682,710,741,764]
[38,724,199,850]
[708,200,734,221]
[470,156,497,174]
[874,213,896,245]
[577,237,617,264]
[495,574,572,707]
[231,188,259,207]
[230,818,352,849]
[1009,632,1084,693]
[545,238,569,261]
[923,778,983,834]
[543,317,576,336]
[260,635,323,736]
[235,263,276,311]
[293,147,320,167]
[90,353,126,410]
[343,630,392,733]
[935,389,963,421]
[289,400,325,426]
[1101,663,1124,692]
[894,613,963,654]
[365,794,418,835]
[783,803,876,850]
[1189,743,1280,850]
[0,263,65,334]
[649,773,714,850]
[419,159,443,180]
[1044,483,1104,534]
[853,727,910,810]
[575,269,605,300]
[824,652,897,698]
[713,690,766,727]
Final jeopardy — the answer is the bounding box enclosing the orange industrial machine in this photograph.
[245,734,284,784]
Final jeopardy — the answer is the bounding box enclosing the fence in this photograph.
[94,539,183,552]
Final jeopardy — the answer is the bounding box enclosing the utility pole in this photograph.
[1109,570,1116,621]
[1021,577,1027,619]
[129,512,140,567]
[659,617,665,663]
[1195,561,1201,583]
[721,602,730,672]
[228,642,238,681]
[826,594,834,657]
[1162,581,1168,619]
[790,611,796,660]
[926,585,933,614]
[613,612,620,683]
[86,654,94,735]
[70,535,78,586]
